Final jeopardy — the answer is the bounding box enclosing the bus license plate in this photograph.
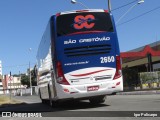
[87,86,99,91]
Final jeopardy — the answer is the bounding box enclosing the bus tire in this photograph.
[42,99,47,104]
[89,95,106,104]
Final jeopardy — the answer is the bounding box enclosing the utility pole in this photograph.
[29,62,32,95]
[108,0,111,13]
[19,71,22,96]
[29,48,32,96]
[10,71,12,101]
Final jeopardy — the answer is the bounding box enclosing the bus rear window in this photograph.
[56,12,114,37]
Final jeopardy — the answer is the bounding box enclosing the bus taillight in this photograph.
[56,61,70,85]
[113,56,122,80]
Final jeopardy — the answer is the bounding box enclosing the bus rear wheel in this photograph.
[89,96,106,104]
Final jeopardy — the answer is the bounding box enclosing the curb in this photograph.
[116,90,160,95]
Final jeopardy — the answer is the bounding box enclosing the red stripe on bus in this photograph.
[70,69,112,77]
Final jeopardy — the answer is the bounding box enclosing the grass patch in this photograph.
[0,95,22,105]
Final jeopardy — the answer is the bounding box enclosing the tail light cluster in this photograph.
[56,61,70,85]
[113,55,122,80]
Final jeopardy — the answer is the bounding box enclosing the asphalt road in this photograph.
[10,94,160,111]
[0,94,160,119]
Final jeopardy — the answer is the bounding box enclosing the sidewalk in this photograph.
[13,95,41,104]
[117,90,160,95]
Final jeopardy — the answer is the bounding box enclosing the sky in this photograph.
[0,0,160,75]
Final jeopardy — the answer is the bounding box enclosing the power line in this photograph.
[117,6,160,26]
[111,0,138,11]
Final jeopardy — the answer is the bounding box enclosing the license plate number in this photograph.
[87,86,99,91]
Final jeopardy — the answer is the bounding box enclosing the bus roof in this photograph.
[57,9,108,16]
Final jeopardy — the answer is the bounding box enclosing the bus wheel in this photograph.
[89,96,106,104]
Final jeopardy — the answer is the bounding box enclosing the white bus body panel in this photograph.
[55,77,123,100]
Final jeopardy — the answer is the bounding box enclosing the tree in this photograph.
[157,71,160,87]
[21,74,30,87]
[139,73,148,89]
[21,70,37,87]
[31,69,37,86]
[122,67,139,91]
[139,72,158,89]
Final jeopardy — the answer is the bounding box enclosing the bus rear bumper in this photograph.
[55,77,123,100]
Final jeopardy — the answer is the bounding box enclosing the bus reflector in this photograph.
[63,88,70,93]
[116,82,121,86]
[113,56,122,80]
[56,61,70,85]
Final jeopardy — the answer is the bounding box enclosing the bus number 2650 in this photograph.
[100,56,115,63]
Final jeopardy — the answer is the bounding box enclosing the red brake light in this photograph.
[56,61,70,85]
[104,10,108,13]
[76,10,89,13]
[56,13,61,17]
[113,56,122,80]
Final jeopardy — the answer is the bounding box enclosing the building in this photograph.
[0,61,3,94]
[2,75,23,94]
[121,40,160,72]
[0,61,2,75]
[4,75,22,89]
[0,76,3,94]
[121,40,160,90]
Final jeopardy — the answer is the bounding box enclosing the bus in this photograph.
[37,9,123,106]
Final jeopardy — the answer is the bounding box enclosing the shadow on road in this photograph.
[0,100,109,113]
[54,100,109,110]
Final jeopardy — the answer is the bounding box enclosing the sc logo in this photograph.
[73,15,95,30]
